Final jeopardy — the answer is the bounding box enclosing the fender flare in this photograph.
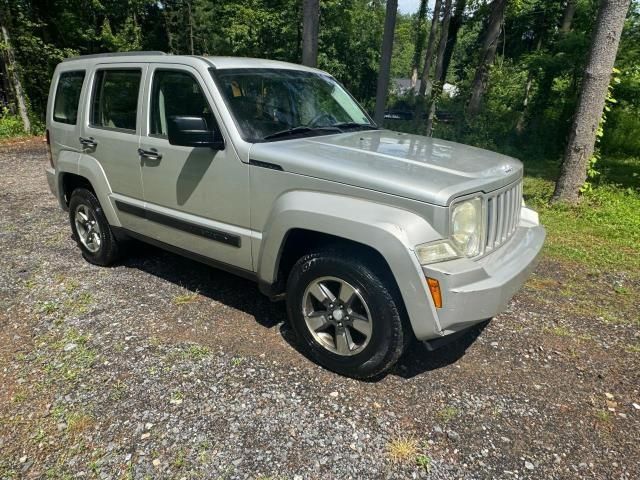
[257,190,445,339]
[57,153,121,227]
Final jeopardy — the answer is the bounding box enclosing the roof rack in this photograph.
[62,51,167,62]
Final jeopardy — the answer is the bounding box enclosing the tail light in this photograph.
[45,129,54,168]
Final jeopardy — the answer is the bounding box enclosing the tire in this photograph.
[286,249,409,379]
[68,188,120,266]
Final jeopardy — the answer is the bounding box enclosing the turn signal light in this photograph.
[426,277,442,308]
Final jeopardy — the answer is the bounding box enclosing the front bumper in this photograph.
[422,209,545,336]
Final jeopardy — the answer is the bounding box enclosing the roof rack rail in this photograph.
[62,51,167,62]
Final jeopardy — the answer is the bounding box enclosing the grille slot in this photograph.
[485,181,522,252]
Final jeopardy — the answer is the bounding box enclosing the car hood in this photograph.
[249,130,523,206]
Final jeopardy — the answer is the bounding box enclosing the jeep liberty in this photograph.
[45,52,545,378]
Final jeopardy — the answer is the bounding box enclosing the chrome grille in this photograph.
[485,181,522,252]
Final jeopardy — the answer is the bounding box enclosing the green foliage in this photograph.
[524,155,640,272]
[0,108,25,138]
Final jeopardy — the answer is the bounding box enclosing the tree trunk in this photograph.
[516,13,545,133]
[187,1,194,55]
[414,0,442,125]
[426,0,453,136]
[410,0,429,89]
[560,0,577,34]
[0,23,30,133]
[552,0,631,204]
[467,0,507,117]
[417,0,442,98]
[374,0,398,125]
[441,0,466,87]
[302,0,320,67]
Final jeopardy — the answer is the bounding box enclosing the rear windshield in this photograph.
[53,71,85,125]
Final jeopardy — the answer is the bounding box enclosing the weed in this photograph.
[38,300,59,315]
[416,453,432,472]
[67,411,94,435]
[173,290,199,305]
[387,437,418,463]
[595,410,612,423]
[183,344,210,360]
[436,406,459,424]
[544,325,571,337]
[625,343,640,354]
[231,356,245,367]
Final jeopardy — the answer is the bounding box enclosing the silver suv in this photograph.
[45,52,545,378]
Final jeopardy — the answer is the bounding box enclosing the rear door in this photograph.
[137,63,252,270]
[81,63,147,230]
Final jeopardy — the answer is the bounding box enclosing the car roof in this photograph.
[61,52,322,74]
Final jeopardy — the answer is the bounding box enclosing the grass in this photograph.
[386,437,418,463]
[544,325,572,337]
[523,155,640,273]
[436,406,459,424]
[173,290,199,305]
[183,344,210,360]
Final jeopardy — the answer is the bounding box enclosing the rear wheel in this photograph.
[286,250,408,379]
[68,188,120,266]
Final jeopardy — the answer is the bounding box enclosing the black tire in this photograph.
[68,188,120,266]
[286,249,409,379]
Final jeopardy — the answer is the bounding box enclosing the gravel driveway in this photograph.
[1,139,639,479]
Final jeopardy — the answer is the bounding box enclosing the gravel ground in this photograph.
[1,138,639,480]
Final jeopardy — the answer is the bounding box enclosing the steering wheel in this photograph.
[307,113,338,128]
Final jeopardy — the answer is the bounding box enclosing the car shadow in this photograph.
[121,241,485,380]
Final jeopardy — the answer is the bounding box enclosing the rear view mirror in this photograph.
[167,115,225,150]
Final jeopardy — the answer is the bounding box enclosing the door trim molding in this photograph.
[115,200,241,248]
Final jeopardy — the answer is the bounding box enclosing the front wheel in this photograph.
[286,250,408,379]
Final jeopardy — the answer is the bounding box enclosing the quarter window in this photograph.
[150,70,216,137]
[53,71,85,125]
[90,69,142,131]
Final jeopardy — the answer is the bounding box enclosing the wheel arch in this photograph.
[58,155,121,227]
[255,190,444,340]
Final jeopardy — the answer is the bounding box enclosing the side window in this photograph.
[90,69,142,131]
[53,71,85,125]
[150,70,216,137]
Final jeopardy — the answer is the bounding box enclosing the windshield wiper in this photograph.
[263,126,342,141]
[331,122,379,131]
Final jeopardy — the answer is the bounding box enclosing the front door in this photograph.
[137,64,252,271]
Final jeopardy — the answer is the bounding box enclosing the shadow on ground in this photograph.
[121,240,485,381]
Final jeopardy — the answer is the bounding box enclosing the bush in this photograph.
[0,108,26,138]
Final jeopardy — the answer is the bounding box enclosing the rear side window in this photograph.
[53,71,85,125]
[90,69,142,131]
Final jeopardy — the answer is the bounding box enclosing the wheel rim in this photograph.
[302,276,373,356]
[74,204,102,253]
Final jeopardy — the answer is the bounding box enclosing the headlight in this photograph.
[451,197,483,257]
[415,240,460,265]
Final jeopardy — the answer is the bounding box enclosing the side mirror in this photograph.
[167,115,225,150]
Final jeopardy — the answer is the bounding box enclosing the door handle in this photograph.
[79,136,97,149]
[138,148,162,161]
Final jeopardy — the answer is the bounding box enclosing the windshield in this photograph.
[211,68,376,142]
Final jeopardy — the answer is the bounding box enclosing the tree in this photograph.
[0,10,30,133]
[552,0,631,204]
[441,0,467,84]
[410,0,429,88]
[414,0,442,125]
[417,0,442,99]
[425,0,452,136]
[467,0,507,117]
[560,0,578,34]
[302,0,320,67]
[374,0,398,125]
